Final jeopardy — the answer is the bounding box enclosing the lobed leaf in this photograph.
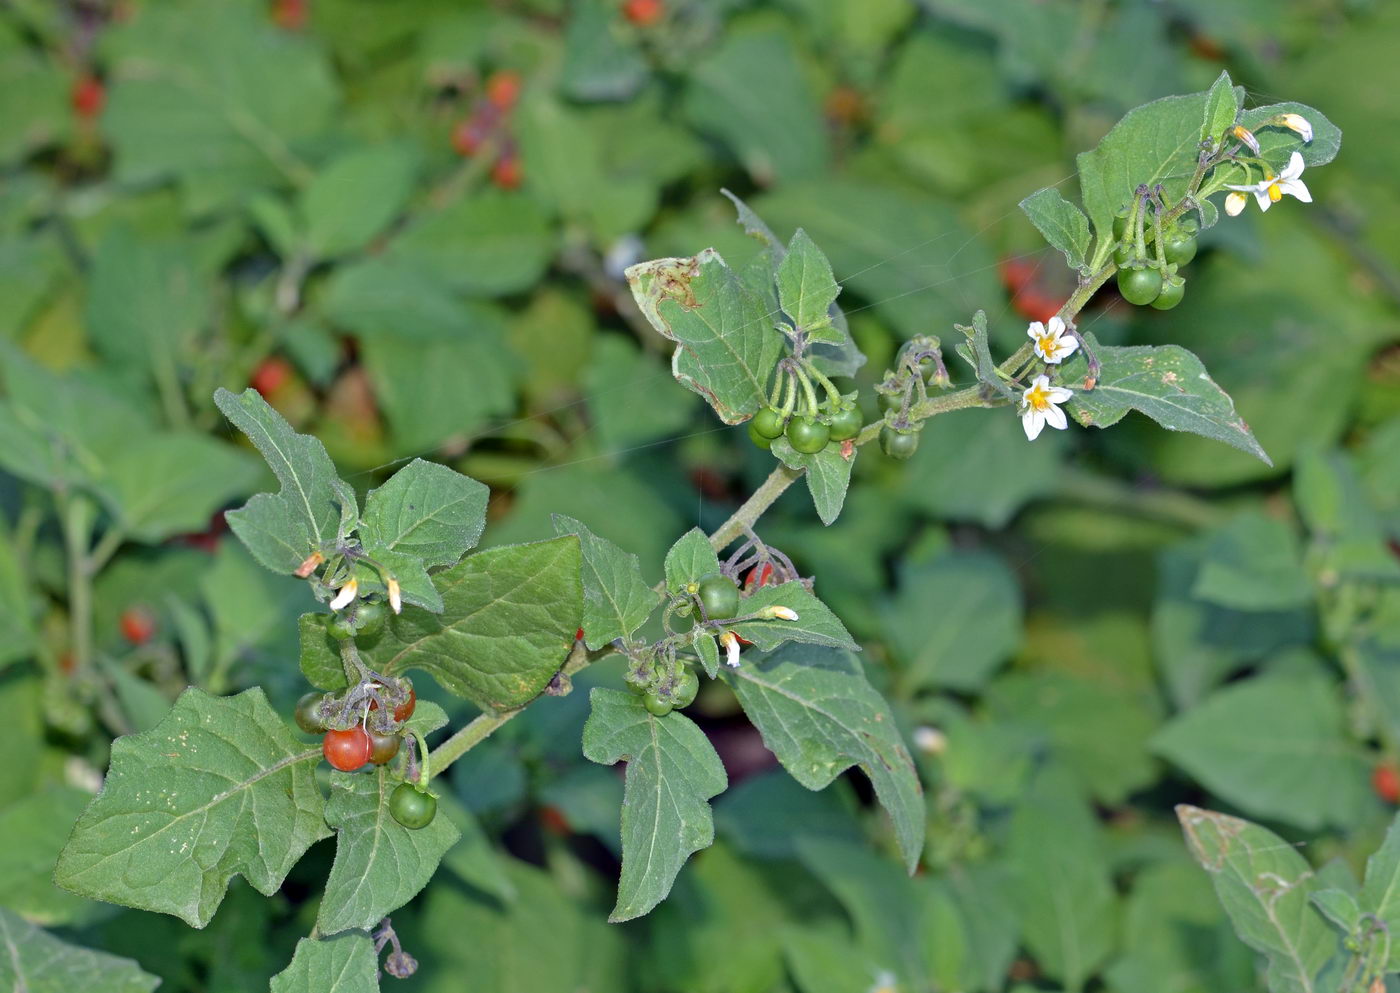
[0,907,159,993]
[55,687,328,928]
[626,248,784,425]
[775,228,842,344]
[723,645,924,871]
[769,436,856,526]
[582,688,727,922]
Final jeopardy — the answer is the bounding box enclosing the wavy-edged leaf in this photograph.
[1177,805,1339,993]
[1239,102,1341,170]
[553,514,659,649]
[271,934,379,993]
[626,248,784,424]
[1019,187,1091,272]
[663,527,722,592]
[317,767,461,935]
[1062,334,1270,464]
[582,688,726,922]
[0,907,159,993]
[1359,811,1400,968]
[55,687,328,928]
[299,612,348,691]
[1201,70,1240,146]
[723,645,923,871]
[214,387,347,574]
[776,228,842,344]
[359,458,488,568]
[365,537,582,710]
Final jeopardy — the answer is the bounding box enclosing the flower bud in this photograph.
[295,551,325,578]
[1224,191,1249,217]
[1273,112,1313,143]
[329,577,359,611]
[718,631,741,668]
[1231,125,1261,155]
[912,726,947,756]
[760,605,799,621]
[387,577,402,615]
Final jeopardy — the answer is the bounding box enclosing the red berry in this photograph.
[452,118,485,157]
[492,154,522,190]
[323,727,372,771]
[72,74,105,119]
[622,0,663,26]
[539,805,571,835]
[250,356,292,397]
[485,71,521,111]
[575,627,585,642]
[369,686,416,723]
[1375,764,1400,804]
[120,607,156,646]
[271,0,307,30]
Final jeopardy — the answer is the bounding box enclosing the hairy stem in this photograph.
[708,463,804,552]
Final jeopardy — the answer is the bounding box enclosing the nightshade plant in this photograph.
[38,69,1383,993]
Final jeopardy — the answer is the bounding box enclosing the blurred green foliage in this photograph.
[1,0,1399,991]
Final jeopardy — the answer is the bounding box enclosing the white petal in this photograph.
[1022,408,1045,441]
[1281,114,1313,142]
[1281,151,1306,180]
[330,579,358,611]
[1052,335,1080,362]
[1029,374,1052,390]
[1225,183,1256,192]
[1043,403,1068,431]
[1225,192,1248,217]
[1027,321,1045,341]
[1047,315,1064,335]
[1047,385,1074,403]
[1253,189,1273,212]
[1279,178,1312,203]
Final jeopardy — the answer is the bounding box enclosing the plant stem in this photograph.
[60,493,95,675]
[428,639,597,778]
[708,463,804,552]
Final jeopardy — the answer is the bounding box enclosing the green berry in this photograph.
[1117,265,1163,306]
[751,407,786,439]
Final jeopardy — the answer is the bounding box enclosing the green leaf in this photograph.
[1008,766,1118,991]
[663,527,723,592]
[301,145,418,259]
[105,432,262,543]
[0,517,35,670]
[102,3,337,212]
[552,514,659,649]
[1239,102,1342,170]
[723,645,924,871]
[1178,805,1339,993]
[715,769,863,859]
[693,627,721,679]
[0,786,103,925]
[1201,70,1240,146]
[770,436,856,526]
[317,768,461,935]
[954,310,1016,400]
[582,688,727,922]
[560,0,648,101]
[882,550,1021,693]
[1019,187,1091,271]
[1312,888,1362,935]
[360,458,488,569]
[775,228,842,343]
[1061,334,1270,464]
[729,581,858,652]
[1152,674,1370,831]
[270,934,379,993]
[583,333,699,452]
[0,907,159,993]
[683,29,829,184]
[1077,87,1211,264]
[1192,512,1312,611]
[298,613,348,690]
[388,190,553,297]
[626,248,784,425]
[364,537,582,710]
[1358,812,1400,968]
[55,687,328,928]
[214,387,347,574]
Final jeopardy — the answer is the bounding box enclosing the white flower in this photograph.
[329,577,359,611]
[719,631,741,668]
[1225,191,1249,217]
[1274,112,1313,143]
[1226,151,1312,213]
[1020,375,1073,441]
[387,577,402,615]
[1026,315,1079,365]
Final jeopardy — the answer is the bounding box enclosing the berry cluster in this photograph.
[1111,185,1200,311]
[452,70,524,190]
[748,359,863,456]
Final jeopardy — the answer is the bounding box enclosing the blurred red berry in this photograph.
[492,154,522,190]
[120,607,157,646]
[622,0,663,26]
[575,627,585,642]
[998,257,1062,324]
[823,85,864,126]
[452,118,485,157]
[72,74,105,119]
[539,805,571,835]
[1375,764,1400,804]
[250,356,293,397]
[485,71,521,112]
[272,0,307,30]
